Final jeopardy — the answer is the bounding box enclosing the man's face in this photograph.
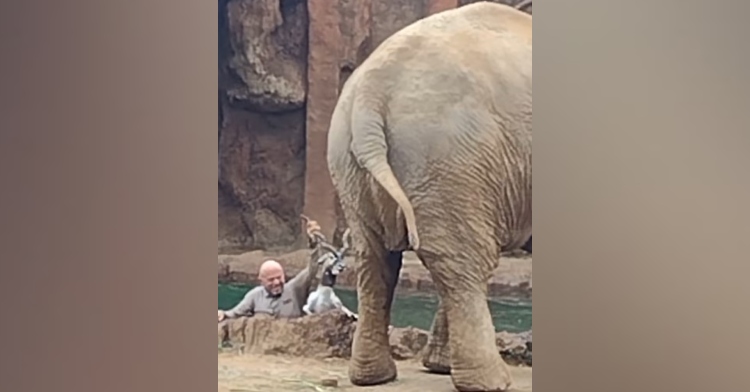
[259,265,285,296]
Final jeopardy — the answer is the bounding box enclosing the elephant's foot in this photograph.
[348,354,397,386]
[349,321,397,386]
[422,343,451,374]
[450,353,513,392]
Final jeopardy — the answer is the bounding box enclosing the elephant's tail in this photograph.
[349,98,420,251]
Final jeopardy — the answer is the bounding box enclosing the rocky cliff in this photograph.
[218,0,532,254]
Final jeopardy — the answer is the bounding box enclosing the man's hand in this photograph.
[306,220,322,236]
[218,310,226,322]
[301,214,322,235]
[301,215,326,250]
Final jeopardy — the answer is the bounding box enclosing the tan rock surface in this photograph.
[218,0,308,252]
[225,0,308,111]
[220,311,356,359]
[218,310,532,366]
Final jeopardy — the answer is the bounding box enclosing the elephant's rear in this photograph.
[328,2,532,252]
[389,4,531,250]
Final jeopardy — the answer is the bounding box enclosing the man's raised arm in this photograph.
[288,217,327,304]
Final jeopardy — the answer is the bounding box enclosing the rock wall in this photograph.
[218,311,532,366]
[218,0,532,254]
[219,0,309,253]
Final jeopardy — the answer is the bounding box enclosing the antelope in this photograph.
[302,227,359,320]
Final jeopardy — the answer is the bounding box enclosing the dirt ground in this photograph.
[218,353,532,392]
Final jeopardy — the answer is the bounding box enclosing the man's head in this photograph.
[258,260,285,296]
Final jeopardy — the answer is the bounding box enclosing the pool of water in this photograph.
[219,284,531,333]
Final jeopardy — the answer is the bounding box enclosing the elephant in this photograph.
[326,3,531,392]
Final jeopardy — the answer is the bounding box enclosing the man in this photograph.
[217,219,324,322]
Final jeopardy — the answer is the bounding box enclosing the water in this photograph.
[219,283,531,333]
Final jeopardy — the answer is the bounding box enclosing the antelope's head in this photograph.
[301,214,352,277]
[314,228,352,276]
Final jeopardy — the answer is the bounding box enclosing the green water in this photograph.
[219,284,531,333]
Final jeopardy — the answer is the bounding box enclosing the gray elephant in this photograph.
[326,3,531,392]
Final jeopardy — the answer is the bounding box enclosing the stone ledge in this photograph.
[218,249,532,299]
[218,311,532,367]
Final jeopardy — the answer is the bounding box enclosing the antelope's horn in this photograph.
[318,242,339,255]
[310,231,327,243]
[315,253,331,265]
[339,228,352,254]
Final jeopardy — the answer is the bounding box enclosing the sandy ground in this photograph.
[218,353,532,392]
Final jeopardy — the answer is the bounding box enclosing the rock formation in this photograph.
[218,310,532,366]
[219,0,308,253]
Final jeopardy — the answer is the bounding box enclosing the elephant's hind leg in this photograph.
[422,282,492,374]
[419,248,513,392]
[348,224,403,386]
[422,300,452,374]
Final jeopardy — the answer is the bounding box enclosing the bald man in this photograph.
[218,220,324,321]
[214,215,325,322]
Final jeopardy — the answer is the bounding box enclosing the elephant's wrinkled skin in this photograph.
[326,3,531,392]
